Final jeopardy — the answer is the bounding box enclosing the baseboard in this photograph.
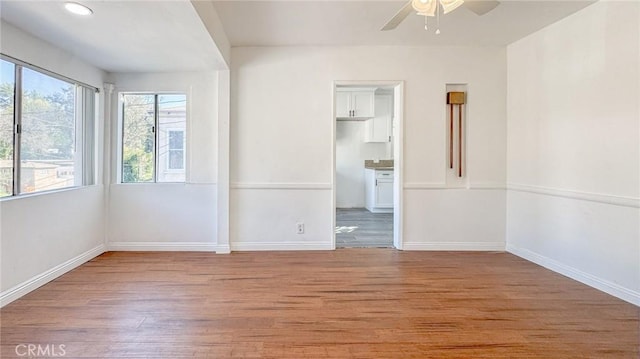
[365,207,393,214]
[231,242,333,251]
[507,244,640,306]
[0,244,106,308]
[107,241,223,252]
[402,242,505,251]
[216,245,231,254]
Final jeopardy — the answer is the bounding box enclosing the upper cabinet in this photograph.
[336,88,375,119]
[335,91,351,118]
[351,91,375,118]
[364,94,393,143]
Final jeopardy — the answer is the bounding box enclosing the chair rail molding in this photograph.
[507,183,639,208]
[231,182,332,190]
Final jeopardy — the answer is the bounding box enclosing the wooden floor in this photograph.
[336,208,393,248]
[1,250,638,358]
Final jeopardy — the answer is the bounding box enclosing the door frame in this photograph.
[331,80,405,250]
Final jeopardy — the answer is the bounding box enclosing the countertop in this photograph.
[364,159,394,170]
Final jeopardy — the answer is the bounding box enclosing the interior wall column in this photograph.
[103,82,114,248]
[216,70,231,253]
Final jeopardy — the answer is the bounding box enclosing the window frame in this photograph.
[166,129,186,171]
[0,54,98,199]
[119,92,187,184]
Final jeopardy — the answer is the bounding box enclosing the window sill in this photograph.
[115,182,187,185]
[111,182,216,188]
[0,185,100,202]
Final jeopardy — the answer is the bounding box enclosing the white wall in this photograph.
[106,72,220,251]
[506,1,640,305]
[191,0,231,69]
[336,120,388,208]
[231,46,506,250]
[0,21,107,305]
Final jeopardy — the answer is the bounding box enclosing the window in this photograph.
[0,55,96,198]
[121,93,186,183]
[0,60,15,197]
[167,130,185,170]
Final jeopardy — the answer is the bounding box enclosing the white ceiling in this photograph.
[0,0,595,73]
[212,0,596,46]
[0,0,224,73]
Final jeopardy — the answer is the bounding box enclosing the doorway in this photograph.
[332,81,404,249]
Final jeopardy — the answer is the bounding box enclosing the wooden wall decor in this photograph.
[446,92,465,177]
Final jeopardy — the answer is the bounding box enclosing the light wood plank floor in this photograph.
[336,208,393,248]
[1,249,638,358]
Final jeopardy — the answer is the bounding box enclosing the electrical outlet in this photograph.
[296,222,304,234]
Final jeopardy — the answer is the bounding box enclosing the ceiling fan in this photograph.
[381,0,500,31]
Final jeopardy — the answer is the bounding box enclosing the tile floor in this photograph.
[335,208,393,248]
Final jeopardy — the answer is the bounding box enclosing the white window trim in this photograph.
[117,92,187,184]
[0,54,98,200]
[165,129,186,172]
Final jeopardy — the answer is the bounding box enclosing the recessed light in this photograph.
[64,2,93,16]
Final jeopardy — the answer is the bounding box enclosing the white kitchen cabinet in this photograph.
[375,178,393,208]
[335,91,351,118]
[364,94,392,143]
[365,169,393,213]
[351,92,375,118]
[336,89,375,119]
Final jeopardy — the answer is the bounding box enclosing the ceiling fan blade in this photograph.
[463,0,500,15]
[380,1,414,31]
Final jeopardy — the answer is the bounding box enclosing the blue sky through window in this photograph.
[1,59,14,84]
[1,59,72,95]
